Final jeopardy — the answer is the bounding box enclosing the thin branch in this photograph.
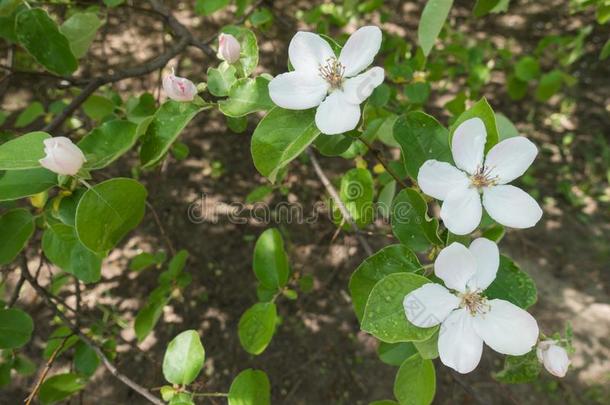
[358,136,408,188]
[307,148,374,256]
[146,200,177,256]
[20,255,164,405]
[8,268,25,307]
[24,334,72,405]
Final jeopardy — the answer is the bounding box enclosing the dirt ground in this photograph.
[2,0,609,404]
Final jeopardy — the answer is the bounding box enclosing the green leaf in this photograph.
[228,369,271,405]
[485,255,537,309]
[449,97,499,152]
[391,188,442,252]
[417,0,454,56]
[0,209,34,265]
[332,168,375,229]
[60,12,103,58]
[370,401,400,405]
[169,392,195,405]
[15,101,45,128]
[238,302,277,355]
[126,93,157,123]
[0,0,21,16]
[494,350,541,383]
[129,251,166,271]
[245,185,273,203]
[361,273,437,343]
[377,180,396,219]
[413,331,439,359]
[405,82,430,104]
[227,115,248,133]
[251,108,320,183]
[0,168,57,201]
[349,245,422,321]
[73,341,100,377]
[393,355,436,405]
[134,296,169,343]
[15,8,77,75]
[207,63,237,97]
[39,373,85,405]
[514,56,540,82]
[75,178,147,253]
[378,341,417,366]
[314,133,353,156]
[0,308,34,349]
[140,100,207,168]
[507,74,528,100]
[78,120,138,170]
[393,111,451,180]
[103,0,125,7]
[535,70,563,102]
[253,228,289,290]
[195,0,230,15]
[13,355,36,376]
[600,39,610,60]
[0,131,51,170]
[495,113,519,141]
[162,330,205,385]
[42,223,102,283]
[219,77,274,117]
[221,26,258,76]
[473,0,501,17]
[82,94,115,121]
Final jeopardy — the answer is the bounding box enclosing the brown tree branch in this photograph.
[20,254,165,405]
[24,334,72,405]
[358,136,408,188]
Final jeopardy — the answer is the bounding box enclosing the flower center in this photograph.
[318,57,345,89]
[469,165,498,189]
[458,290,490,316]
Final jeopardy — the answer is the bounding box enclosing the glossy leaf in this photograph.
[251,108,320,183]
[75,178,147,253]
[15,8,77,75]
[238,302,277,355]
[60,12,103,58]
[253,228,289,290]
[0,209,34,265]
[393,355,436,405]
[449,97,499,152]
[350,245,422,321]
[418,0,454,56]
[361,273,437,343]
[494,350,541,383]
[162,330,205,385]
[0,308,34,349]
[73,341,100,377]
[0,131,51,170]
[332,168,375,229]
[14,102,44,128]
[485,255,537,309]
[39,373,85,405]
[78,120,138,170]
[228,369,271,405]
[378,341,417,366]
[391,188,442,252]
[221,26,258,76]
[82,95,115,121]
[207,63,237,97]
[219,77,274,117]
[0,168,57,201]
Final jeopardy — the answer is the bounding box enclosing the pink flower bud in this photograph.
[537,340,570,378]
[39,137,86,176]
[218,33,241,64]
[162,69,197,102]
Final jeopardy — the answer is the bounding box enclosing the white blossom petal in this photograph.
[538,342,570,378]
[440,187,482,235]
[438,309,484,374]
[482,185,542,229]
[289,31,335,73]
[39,137,85,176]
[434,242,477,293]
[341,67,385,104]
[403,283,460,328]
[268,71,329,110]
[417,160,469,201]
[339,26,382,77]
[485,137,538,184]
[467,238,499,291]
[472,299,539,356]
[452,118,486,175]
[314,91,361,135]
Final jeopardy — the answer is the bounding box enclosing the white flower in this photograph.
[162,68,197,102]
[268,26,385,135]
[218,33,241,64]
[39,137,86,176]
[537,340,570,377]
[417,117,543,235]
[403,238,539,374]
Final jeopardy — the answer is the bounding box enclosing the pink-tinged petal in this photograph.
[39,137,85,176]
[268,71,329,110]
[438,309,484,374]
[482,185,542,229]
[339,26,382,77]
[485,137,538,184]
[403,283,460,328]
[314,91,361,135]
[417,160,469,201]
[452,117,486,175]
[440,186,482,236]
[467,238,499,291]
[341,67,385,104]
[472,299,539,356]
[288,31,335,73]
[163,74,197,102]
[218,33,241,64]
[434,242,477,293]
